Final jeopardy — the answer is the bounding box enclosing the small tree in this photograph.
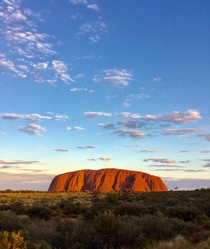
[174,186,178,191]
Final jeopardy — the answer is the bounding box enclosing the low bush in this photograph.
[26,205,54,220]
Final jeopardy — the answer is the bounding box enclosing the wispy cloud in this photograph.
[69,0,100,11]
[149,165,183,168]
[163,127,198,137]
[0,171,53,190]
[98,123,116,130]
[84,111,112,118]
[115,129,146,139]
[203,163,210,168]
[198,134,210,141]
[77,18,106,43]
[93,69,133,87]
[77,145,97,149]
[0,132,7,136]
[67,126,85,131]
[53,148,71,152]
[0,165,43,173]
[143,158,176,164]
[99,157,111,162]
[130,109,201,124]
[52,60,74,84]
[201,150,210,153]
[184,169,207,173]
[138,149,157,153]
[153,77,162,82]
[70,87,95,94]
[86,158,96,161]
[124,93,149,107]
[19,123,46,136]
[0,112,68,121]
[118,120,145,129]
[0,112,68,135]
[86,157,111,162]
[0,160,39,165]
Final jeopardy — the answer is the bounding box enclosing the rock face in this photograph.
[48,168,168,192]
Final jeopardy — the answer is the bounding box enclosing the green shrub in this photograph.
[106,192,119,204]
[26,205,54,220]
[0,211,31,232]
[165,206,201,222]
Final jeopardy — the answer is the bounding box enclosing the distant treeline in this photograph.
[1,187,210,193]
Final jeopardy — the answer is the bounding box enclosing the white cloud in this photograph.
[0,1,75,84]
[34,62,48,70]
[120,112,131,118]
[0,112,68,121]
[19,123,46,136]
[130,114,141,119]
[70,0,88,5]
[158,109,201,123]
[93,69,133,87]
[27,123,45,131]
[54,114,68,120]
[0,112,68,136]
[0,113,54,121]
[67,126,85,131]
[28,114,52,121]
[0,58,17,72]
[10,10,27,21]
[52,60,74,83]
[70,87,95,93]
[0,113,24,120]
[98,123,116,130]
[84,111,112,118]
[129,109,201,123]
[163,127,198,136]
[89,34,100,43]
[0,132,7,136]
[153,77,162,82]
[69,0,100,11]
[87,3,100,11]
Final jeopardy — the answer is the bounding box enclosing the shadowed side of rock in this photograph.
[48,168,168,192]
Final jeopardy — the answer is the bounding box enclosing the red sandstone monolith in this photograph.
[48,168,168,192]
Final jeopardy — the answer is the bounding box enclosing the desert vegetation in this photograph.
[0,189,210,249]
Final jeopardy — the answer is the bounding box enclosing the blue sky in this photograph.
[0,0,210,191]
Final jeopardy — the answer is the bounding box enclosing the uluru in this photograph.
[48,168,168,192]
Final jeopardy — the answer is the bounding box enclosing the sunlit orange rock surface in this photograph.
[48,168,168,192]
